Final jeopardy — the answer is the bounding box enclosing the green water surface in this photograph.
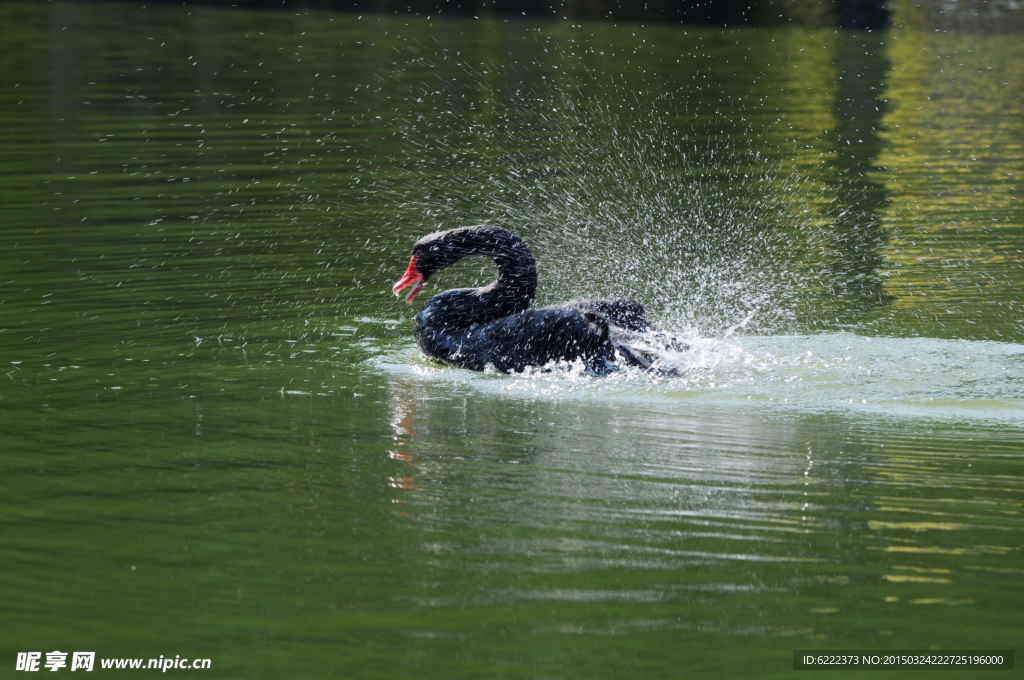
[2,2,1023,678]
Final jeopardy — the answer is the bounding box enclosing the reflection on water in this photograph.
[873,27,1024,339]
[2,1,1024,676]
[825,31,892,313]
[374,365,1023,647]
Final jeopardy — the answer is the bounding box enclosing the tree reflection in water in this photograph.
[825,31,894,314]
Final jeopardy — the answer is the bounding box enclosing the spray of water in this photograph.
[342,39,1024,421]
[366,59,823,344]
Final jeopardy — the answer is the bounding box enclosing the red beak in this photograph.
[392,255,425,304]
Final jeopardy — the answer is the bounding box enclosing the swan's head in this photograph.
[393,226,530,304]
[392,231,464,304]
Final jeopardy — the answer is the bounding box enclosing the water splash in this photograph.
[610,326,732,374]
[372,330,1024,425]
[368,57,827,338]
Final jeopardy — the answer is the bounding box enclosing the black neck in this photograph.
[416,225,537,327]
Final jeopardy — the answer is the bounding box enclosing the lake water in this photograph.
[2,1,1022,676]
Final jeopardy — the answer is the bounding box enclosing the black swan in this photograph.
[392,225,683,373]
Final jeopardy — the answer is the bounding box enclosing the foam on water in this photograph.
[372,332,1024,425]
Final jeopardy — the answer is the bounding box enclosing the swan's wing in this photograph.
[551,299,648,332]
[609,327,691,373]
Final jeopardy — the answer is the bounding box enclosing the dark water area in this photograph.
[63,0,889,29]
[2,1,1023,677]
